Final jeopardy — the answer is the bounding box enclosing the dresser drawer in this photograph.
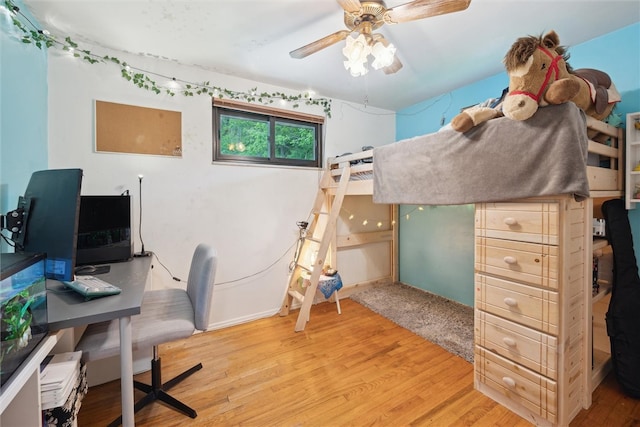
[475,347,557,423]
[476,202,559,245]
[475,311,557,379]
[475,273,559,335]
[476,237,558,289]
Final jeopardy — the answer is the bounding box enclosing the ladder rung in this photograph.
[306,237,321,244]
[313,211,329,215]
[288,290,305,302]
[297,264,312,273]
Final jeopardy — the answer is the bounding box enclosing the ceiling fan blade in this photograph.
[384,0,471,24]
[383,56,403,74]
[337,0,362,14]
[289,30,351,59]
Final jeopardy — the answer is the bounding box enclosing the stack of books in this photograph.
[40,351,82,410]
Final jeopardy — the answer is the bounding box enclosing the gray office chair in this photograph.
[76,244,217,426]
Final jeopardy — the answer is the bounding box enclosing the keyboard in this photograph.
[63,275,122,300]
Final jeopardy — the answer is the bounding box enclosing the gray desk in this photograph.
[47,256,152,427]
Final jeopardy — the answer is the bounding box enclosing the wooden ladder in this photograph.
[279,164,352,331]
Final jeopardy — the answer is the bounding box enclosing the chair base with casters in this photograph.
[76,244,217,427]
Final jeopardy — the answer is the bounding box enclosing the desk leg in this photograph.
[120,316,135,427]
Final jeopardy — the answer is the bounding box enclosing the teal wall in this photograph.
[0,0,48,249]
[396,23,640,307]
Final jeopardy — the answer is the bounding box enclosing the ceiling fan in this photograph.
[290,0,471,76]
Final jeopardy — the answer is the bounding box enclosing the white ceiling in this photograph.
[22,0,640,111]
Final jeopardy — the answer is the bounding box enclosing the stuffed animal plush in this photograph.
[451,30,620,133]
[450,104,503,133]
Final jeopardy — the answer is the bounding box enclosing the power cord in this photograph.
[215,240,296,286]
[0,231,16,248]
[151,252,183,282]
[153,239,297,286]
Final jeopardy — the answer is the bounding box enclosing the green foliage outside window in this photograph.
[220,115,270,158]
[275,122,316,161]
[214,107,321,167]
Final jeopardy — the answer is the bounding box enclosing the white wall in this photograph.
[46,45,395,329]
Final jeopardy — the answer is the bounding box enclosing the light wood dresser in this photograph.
[474,195,592,426]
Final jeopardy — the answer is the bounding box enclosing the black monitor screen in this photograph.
[17,169,83,281]
[76,195,132,265]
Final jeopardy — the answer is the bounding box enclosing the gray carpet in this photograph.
[350,282,474,363]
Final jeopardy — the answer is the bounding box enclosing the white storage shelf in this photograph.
[626,112,640,209]
[0,330,65,427]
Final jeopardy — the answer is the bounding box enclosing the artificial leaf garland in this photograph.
[4,0,332,116]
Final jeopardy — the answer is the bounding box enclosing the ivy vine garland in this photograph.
[4,0,332,116]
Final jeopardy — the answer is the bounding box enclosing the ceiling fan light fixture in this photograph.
[342,33,371,62]
[342,33,371,77]
[344,59,369,77]
[371,41,396,70]
[291,0,473,77]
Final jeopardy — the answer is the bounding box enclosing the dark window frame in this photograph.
[212,100,323,168]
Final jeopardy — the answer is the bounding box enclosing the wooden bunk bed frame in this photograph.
[281,113,624,328]
[280,110,624,426]
[585,115,625,195]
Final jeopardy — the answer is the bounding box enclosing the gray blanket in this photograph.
[373,103,589,205]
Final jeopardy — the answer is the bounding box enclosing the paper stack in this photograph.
[40,351,82,410]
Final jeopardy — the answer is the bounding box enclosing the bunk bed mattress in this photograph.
[373,103,590,205]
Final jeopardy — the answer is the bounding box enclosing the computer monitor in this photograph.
[15,169,83,282]
[76,195,132,266]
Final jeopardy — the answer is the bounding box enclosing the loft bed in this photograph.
[285,102,623,333]
[326,103,623,201]
[300,103,625,426]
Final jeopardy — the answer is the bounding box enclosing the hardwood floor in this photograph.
[77,299,639,426]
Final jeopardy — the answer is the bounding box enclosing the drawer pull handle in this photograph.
[503,217,518,226]
[503,256,517,265]
[503,337,517,347]
[504,297,518,307]
[502,377,516,388]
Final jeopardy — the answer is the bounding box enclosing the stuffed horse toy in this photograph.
[451,30,620,133]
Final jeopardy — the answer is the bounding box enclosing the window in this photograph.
[213,99,323,167]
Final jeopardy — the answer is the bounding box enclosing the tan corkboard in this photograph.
[95,100,182,156]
